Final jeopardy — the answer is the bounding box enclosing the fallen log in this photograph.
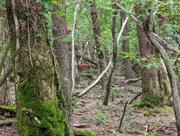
[0,105,16,117]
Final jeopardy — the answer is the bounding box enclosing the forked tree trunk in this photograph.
[145,30,180,136]
[6,0,72,135]
[90,1,107,90]
[121,10,134,79]
[136,23,160,100]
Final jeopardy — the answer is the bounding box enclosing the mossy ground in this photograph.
[74,129,101,136]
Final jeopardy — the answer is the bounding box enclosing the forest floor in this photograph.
[73,72,177,136]
[0,72,177,136]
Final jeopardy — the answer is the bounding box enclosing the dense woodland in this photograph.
[0,0,179,136]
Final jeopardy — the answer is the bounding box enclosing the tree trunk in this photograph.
[52,2,74,135]
[136,23,160,100]
[0,64,14,105]
[159,58,172,104]
[145,30,180,136]
[121,10,134,79]
[0,70,8,105]
[103,0,117,105]
[90,1,106,90]
[158,15,172,103]
[6,0,72,135]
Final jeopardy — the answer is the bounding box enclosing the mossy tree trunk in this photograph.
[6,0,72,135]
[136,24,160,99]
[135,6,161,101]
[52,1,74,135]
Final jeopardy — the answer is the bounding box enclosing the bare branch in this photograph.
[118,102,128,132]
[125,77,142,84]
[0,64,13,87]
[77,8,131,98]
[152,33,180,54]
[72,3,80,93]
[77,57,113,97]
[0,42,11,74]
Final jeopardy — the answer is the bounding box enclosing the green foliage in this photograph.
[143,108,161,116]
[129,121,142,130]
[135,93,164,108]
[140,57,161,69]
[111,84,123,97]
[148,132,160,136]
[75,129,101,136]
[0,0,5,7]
[95,103,108,124]
[135,100,154,108]
[72,96,78,112]
[79,72,94,78]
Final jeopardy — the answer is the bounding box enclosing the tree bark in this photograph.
[121,10,134,79]
[90,1,107,90]
[6,0,72,135]
[103,0,118,105]
[157,15,172,103]
[136,22,160,100]
[145,30,180,136]
[52,2,74,135]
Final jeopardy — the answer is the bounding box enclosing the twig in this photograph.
[0,64,13,87]
[129,93,142,104]
[0,42,11,74]
[118,93,142,132]
[145,124,150,132]
[117,8,132,49]
[118,101,128,132]
[125,77,142,84]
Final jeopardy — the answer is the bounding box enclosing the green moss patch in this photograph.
[135,93,164,108]
[0,105,16,112]
[16,79,69,136]
[74,129,101,136]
